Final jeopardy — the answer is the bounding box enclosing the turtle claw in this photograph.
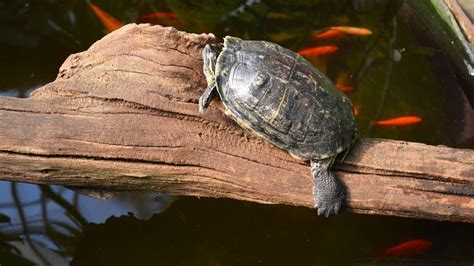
[333,202,342,215]
[313,183,345,217]
[316,207,332,217]
[311,157,346,217]
[314,198,343,217]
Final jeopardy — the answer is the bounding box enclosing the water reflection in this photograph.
[0,182,175,265]
[0,0,473,265]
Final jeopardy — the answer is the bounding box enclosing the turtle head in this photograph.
[202,43,223,84]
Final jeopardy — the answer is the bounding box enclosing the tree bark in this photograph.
[0,24,473,222]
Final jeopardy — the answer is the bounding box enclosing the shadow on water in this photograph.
[0,0,473,265]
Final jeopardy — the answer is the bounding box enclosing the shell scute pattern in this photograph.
[215,36,356,160]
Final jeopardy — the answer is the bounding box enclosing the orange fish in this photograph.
[139,12,177,21]
[336,84,354,94]
[330,26,372,36]
[337,85,353,94]
[89,2,124,32]
[313,28,343,40]
[335,72,354,94]
[376,240,432,261]
[353,106,359,116]
[374,116,422,126]
[266,12,290,19]
[298,46,339,57]
[138,12,180,27]
[313,26,372,40]
[196,20,211,34]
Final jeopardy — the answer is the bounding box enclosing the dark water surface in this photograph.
[1,0,473,265]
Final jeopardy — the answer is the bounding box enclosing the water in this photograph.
[1,0,473,265]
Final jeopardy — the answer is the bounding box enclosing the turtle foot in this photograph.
[314,192,344,217]
[198,81,217,113]
[311,158,346,217]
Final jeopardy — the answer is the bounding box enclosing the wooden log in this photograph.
[0,24,473,222]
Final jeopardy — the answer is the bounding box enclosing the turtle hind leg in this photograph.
[310,156,346,217]
[198,81,217,113]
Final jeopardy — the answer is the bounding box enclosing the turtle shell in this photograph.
[215,36,357,160]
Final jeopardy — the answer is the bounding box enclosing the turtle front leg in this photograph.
[198,81,217,113]
[310,157,346,217]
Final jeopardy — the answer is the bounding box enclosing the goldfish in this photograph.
[88,2,124,32]
[266,12,290,19]
[337,85,353,94]
[330,26,372,36]
[353,106,359,116]
[313,28,343,40]
[298,46,339,57]
[335,72,354,94]
[374,116,422,126]
[139,12,177,21]
[138,12,180,26]
[376,240,432,261]
[312,26,372,40]
[196,20,211,34]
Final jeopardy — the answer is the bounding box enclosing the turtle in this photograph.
[198,36,357,217]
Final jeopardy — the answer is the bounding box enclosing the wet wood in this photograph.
[0,24,473,223]
[444,0,474,44]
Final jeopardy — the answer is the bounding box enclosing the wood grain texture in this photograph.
[0,24,473,222]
